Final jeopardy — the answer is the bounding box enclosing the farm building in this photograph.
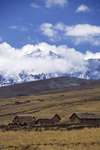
[35,114,61,125]
[12,115,35,126]
[69,113,100,125]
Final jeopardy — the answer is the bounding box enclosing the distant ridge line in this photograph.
[0,76,100,98]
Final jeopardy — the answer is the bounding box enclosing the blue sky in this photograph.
[0,0,100,54]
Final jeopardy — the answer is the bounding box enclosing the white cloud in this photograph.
[66,24,100,36]
[40,22,100,45]
[9,26,28,31]
[1,42,100,77]
[0,42,85,75]
[73,36,100,46]
[30,3,40,8]
[21,27,28,31]
[9,26,18,29]
[65,24,100,45]
[44,0,67,8]
[40,23,61,41]
[22,36,34,45]
[40,23,54,37]
[54,22,65,30]
[76,4,90,12]
[85,51,100,60]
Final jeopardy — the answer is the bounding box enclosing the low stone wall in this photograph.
[0,123,100,131]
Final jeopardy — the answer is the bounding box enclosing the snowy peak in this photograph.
[47,51,63,58]
[26,49,43,58]
[25,48,63,59]
[84,59,100,79]
[0,48,100,87]
[87,59,100,71]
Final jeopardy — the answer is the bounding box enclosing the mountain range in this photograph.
[0,47,100,87]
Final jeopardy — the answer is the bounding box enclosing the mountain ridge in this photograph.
[0,76,100,98]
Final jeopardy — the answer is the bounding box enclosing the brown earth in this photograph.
[0,76,100,98]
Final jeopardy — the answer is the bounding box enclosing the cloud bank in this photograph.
[40,23,100,45]
[0,42,100,76]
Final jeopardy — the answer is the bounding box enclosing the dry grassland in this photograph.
[0,86,100,149]
[0,127,100,150]
[0,87,100,124]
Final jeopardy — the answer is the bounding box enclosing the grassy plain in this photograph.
[0,80,100,149]
[1,128,100,150]
[0,87,100,125]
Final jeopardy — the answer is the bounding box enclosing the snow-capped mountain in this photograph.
[26,49,63,59]
[0,46,100,87]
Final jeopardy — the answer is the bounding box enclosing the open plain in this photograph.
[0,77,100,150]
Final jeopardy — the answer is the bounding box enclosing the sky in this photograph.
[0,0,100,76]
[0,0,100,53]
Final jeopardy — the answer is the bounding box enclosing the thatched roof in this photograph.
[37,114,61,120]
[70,113,100,119]
[13,114,33,120]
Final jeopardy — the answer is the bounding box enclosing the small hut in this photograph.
[12,115,35,126]
[69,113,100,125]
[35,114,61,125]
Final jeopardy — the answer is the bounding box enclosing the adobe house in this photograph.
[35,114,61,125]
[12,115,35,126]
[69,113,100,125]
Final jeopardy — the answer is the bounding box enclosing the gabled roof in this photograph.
[13,114,33,120]
[37,114,61,120]
[70,113,100,119]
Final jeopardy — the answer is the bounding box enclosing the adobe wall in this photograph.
[80,119,100,125]
[36,119,53,125]
[13,118,35,126]
[70,115,80,124]
[51,116,60,124]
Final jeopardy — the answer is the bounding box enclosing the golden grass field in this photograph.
[0,82,100,149]
[1,87,100,125]
[1,128,100,150]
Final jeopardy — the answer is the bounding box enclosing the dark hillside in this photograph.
[0,76,100,98]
